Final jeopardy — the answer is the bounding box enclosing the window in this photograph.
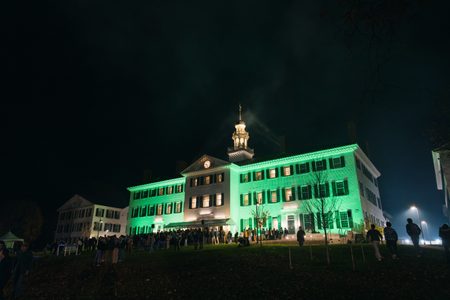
[202,195,210,207]
[205,176,210,184]
[143,190,148,198]
[64,224,70,233]
[272,217,278,229]
[113,224,121,232]
[316,160,325,171]
[86,208,92,217]
[340,212,349,227]
[178,185,183,193]
[166,203,172,214]
[140,206,147,217]
[270,169,276,178]
[336,181,345,196]
[60,212,65,220]
[319,184,327,197]
[271,191,277,203]
[80,209,85,218]
[77,223,83,232]
[192,197,197,209]
[243,174,249,182]
[256,171,262,180]
[149,205,155,216]
[301,186,310,200]
[159,188,164,196]
[355,155,361,169]
[157,204,163,215]
[176,202,181,213]
[257,192,262,204]
[286,188,292,201]
[243,219,249,230]
[299,163,309,174]
[106,210,113,218]
[284,166,291,176]
[57,225,63,233]
[217,174,223,183]
[114,211,120,219]
[374,178,378,187]
[243,194,249,206]
[216,194,222,206]
[333,158,341,168]
[168,186,173,194]
[132,208,139,218]
[194,178,198,187]
[359,181,365,197]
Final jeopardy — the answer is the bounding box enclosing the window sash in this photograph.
[216,194,222,206]
[284,167,291,176]
[286,189,292,201]
[243,195,249,206]
[256,172,262,180]
[203,196,210,207]
[270,169,276,178]
[192,197,197,209]
[271,191,277,203]
[257,192,262,204]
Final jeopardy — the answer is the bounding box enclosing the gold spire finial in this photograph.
[239,103,242,120]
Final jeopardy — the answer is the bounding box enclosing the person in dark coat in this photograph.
[297,226,306,251]
[439,223,450,264]
[0,249,12,300]
[12,243,33,299]
[406,218,423,257]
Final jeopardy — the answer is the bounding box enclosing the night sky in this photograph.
[2,1,450,241]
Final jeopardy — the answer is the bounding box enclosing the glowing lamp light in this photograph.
[410,206,417,210]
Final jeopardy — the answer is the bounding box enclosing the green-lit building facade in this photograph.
[127,112,384,236]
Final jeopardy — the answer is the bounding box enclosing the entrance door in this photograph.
[288,215,295,234]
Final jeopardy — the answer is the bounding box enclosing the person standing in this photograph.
[0,249,12,300]
[93,237,104,266]
[77,239,83,255]
[366,224,383,261]
[104,236,115,266]
[12,243,33,299]
[199,230,204,250]
[118,236,126,262]
[439,223,450,265]
[406,218,423,257]
[384,222,399,259]
[297,226,306,251]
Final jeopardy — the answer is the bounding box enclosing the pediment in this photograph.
[57,194,94,211]
[181,154,230,175]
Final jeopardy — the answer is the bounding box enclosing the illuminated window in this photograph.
[178,185,183,193]
[257,192,262,204]
[271,191,277,203]
[244,194,249,206]
[336,181,345,196]
[272,217,278,229]
[244,174,249,182]
[286,188,292,201]
[194,178,198,187]
[256,171,262,180]
[166,203,172,214]
[217,174,222,183]
[159,188,164,196]
[157,205,163,215]
[203,195,210,207]
[192,197,197,209]
[176,202,181,213]
[168,186,173,194]
[270,169,276,178]
[284,167,291,176]
[216,194,222,205]
[243,219,249,229]
[205,176,210,184]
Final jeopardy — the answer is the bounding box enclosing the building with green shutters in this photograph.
[127,108,384,236]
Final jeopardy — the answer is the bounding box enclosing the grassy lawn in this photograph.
[5,243,449,299]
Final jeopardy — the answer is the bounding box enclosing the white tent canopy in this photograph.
[0,231,24,249]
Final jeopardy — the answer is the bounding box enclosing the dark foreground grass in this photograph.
[4,243,449,299]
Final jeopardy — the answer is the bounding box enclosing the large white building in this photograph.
[126,107,385,235]
[55,194,128,244]
[432,148,450,222]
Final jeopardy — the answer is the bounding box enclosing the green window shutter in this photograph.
[344,179,349,195]
[254,218,257,228]
[247,172,251,182]
[325,182,330,197]
[290,165,294,175]
[275,168,279,177]
[282,188,286,202]
[240,174,243,183]
[249,218,252,229]
[253,192,257,205]
[332,181,337,196]
[317,213,322,229]
[240,194,243,206]
[314,184,318,198]
[329,158,334,169]
[277,215,281,230]
[266,169,270,178]
[280,166,285,176]
[328,212,334,229]
[240,219,243,231]
[348,210,353,229]
[312,161,316,171]
[297,186,302,200]
[261,170,265,180]
[308,185,312,199]
[253,172,256,181]
[248,193,252,205]
[295,164,300,174]
[340,156,345,168]
[335,211,341,229]
[277,188,281,202]
[291,186,296,200]
[322,159,327,170]
[306,163,310,173]
[267,190,271,203]
[221,193,224,206]
[262,191,266,204]
[209,195,213,207]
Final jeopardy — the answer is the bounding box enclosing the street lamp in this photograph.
[421,221,431,245]
[410,206,426,244]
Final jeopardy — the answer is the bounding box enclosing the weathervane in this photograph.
[239,103,242,120]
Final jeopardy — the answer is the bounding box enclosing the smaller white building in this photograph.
[55,194,128,244]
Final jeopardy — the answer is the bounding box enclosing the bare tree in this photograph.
[302,159,342,265]
[250,204,271,247]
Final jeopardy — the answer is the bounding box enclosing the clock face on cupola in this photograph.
[204,160,211,169]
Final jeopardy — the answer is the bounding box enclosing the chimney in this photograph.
[143,169,153,184]
[175,160,187,176]
[279,136,288,153]
[347,121,358,144]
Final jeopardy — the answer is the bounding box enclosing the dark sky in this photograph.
[2,1,450,240]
